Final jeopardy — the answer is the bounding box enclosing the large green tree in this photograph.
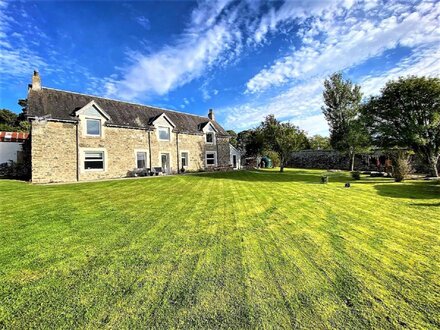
[362,76,440,177]
[237,129,264,157]
[322,73,369,170]
[260,115,308,172]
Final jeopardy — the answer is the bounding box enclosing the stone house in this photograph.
[23,72,237,183]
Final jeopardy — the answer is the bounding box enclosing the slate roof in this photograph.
[26,88,228,136]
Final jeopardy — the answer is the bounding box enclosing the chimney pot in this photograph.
[208,108,215,121]
[31,70,41,91]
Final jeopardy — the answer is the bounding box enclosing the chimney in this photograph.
[208,108,215,121]
[31,70,41,91]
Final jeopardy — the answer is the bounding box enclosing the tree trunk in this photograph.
[428,155,439,177]
[280,156,285,172]
[350,152,355,172]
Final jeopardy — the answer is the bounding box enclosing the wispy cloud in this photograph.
[104,0,245,100]
[246,1,440,93]
[135,16,150,30]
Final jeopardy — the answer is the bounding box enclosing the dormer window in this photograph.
[158,126,170,141]
[86,118,101,136]
[206,132,214,144]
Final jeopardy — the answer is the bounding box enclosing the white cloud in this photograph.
[246,1,440,93]
[0,2,48,79]
[104,0,243,100]
[360,45,440,96]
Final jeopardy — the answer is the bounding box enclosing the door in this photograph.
[161,153,170,174]
[232,155,237,169]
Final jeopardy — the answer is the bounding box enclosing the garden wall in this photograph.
[287,150,437,174]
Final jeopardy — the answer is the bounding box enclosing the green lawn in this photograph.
[0,169,439,329]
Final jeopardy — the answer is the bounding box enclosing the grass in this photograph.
[0,169,439,329]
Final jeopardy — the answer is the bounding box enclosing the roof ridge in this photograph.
[41,87,211,120]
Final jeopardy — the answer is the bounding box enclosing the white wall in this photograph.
[0,142,22,164]
[229,144,241,169]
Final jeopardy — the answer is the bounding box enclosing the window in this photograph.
[158,126,170,141]
[181,152,189,167]
[136,152,147,169]
[206,152,216,166]
[86,118,101,136]
[84,151,104,170]
[206,132,214,143]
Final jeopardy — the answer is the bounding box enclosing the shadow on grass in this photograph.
[197,169,349,184]
[198,169,394,185]
[375,182,440,200]
[410,202,440,207]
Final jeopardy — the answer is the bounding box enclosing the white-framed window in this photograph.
[205,151,217,166]
[158,126,170,141]
[206,132,214,144]
[136,151,147,169]
[86,118,101,136]
[84,151,104,170]
[181,152,189,167]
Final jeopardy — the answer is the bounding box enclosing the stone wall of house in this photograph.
[216,137,231,166]
[31,120,77,183]
[287,149,438,173]
[78,126,149,181]
[148,129,178,173]
[177,133,205,171]
[31,120,231,183]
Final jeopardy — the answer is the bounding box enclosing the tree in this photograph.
[237,129,264,157]
[260,115,308,172]
[322,73,369,171]
[362,76,440,177]
[226,130,238,148]
[308,135,331,150]
[0,109,29,132]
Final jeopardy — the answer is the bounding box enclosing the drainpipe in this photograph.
[148,130,152,170]
[76,122,80,181]
[176,132,180,174]
[216,135,219,166]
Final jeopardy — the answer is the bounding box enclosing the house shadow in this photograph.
[374,182,440,200]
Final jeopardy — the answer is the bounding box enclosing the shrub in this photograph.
[321,175,328,184]
[351,171,361,180]
[0,161,30,180]
[394,153,412,182]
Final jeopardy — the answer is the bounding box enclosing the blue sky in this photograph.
[0,0,439,135]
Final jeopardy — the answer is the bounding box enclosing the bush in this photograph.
[351,171,361,180]
[394,153,412,182]
[321,175,328,184]
[0,161,30,180]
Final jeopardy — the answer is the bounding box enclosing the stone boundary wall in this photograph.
[287,150,437,174]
